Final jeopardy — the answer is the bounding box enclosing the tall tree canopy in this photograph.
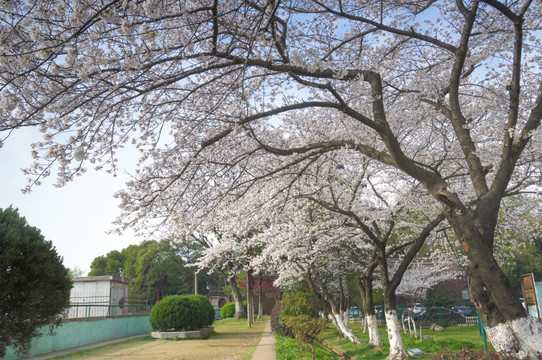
[88,249,125,277]
[88,239,217,302]
[2,1,542,357]
[0,207,72,357]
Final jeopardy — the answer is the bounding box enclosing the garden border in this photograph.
[151,326,214,339]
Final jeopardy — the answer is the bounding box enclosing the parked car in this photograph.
[413,306,464,320]
[451,305,475,316]
[412,303,425,314]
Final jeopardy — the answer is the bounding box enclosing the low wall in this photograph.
[4,315,151,360]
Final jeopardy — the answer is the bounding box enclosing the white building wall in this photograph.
[66,277,130,318]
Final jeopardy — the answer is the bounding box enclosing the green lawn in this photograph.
[317,323,491,359]
[275,333,337,360]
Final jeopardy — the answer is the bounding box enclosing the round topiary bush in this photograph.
[220,301,247,318]
[185,294,215,327]
[149,295,215,332]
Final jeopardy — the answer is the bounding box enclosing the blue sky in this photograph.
[0,127,139,275]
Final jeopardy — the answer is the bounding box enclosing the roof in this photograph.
[72,275,131,284]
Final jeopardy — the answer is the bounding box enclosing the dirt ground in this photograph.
[55,318,268,360]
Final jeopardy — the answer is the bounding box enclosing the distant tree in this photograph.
[502,238,542,295]
[68,266,85,278]
[495,196,542,295]
[0,207,72,357]
[124,240,186,302]
[88,239,219,303]
[88,250,125,277]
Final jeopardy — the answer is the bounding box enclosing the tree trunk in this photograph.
[357,273,382,348]
[228,276,247,319]
[247,269,254,327]
[366,314,381,349]
[327,313,363,344]
[306,268,363,344]
[258,273,263,318]
[444,203,542,356]
[385,310,408,360]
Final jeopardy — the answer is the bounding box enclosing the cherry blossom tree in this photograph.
[2,1,542,356]
[235,153,447,359]
[258,209,367,344]
[190,233,249,319]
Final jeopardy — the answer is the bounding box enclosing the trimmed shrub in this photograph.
[185,294,215,327]
[220,301,247,318]
[272,292,319,338]
[270,300,293,337]
[281,291,318,318]
[279,292,327,360]
[149,295,214,331]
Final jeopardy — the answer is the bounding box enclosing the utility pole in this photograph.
[194,272,198,295]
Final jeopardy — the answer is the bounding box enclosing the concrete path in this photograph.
[251,320,276,360]
[23,334,147,359]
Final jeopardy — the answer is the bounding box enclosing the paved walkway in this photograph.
[251,320,276,360]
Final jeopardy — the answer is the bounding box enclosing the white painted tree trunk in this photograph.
[401,313,408,334]
[361,316,368,333]
[342,310,350,328]
[385,310,408,360]
[327,313,363,344]
[405,315,411,335]
[485,316,542,358]
[366,314,382,349]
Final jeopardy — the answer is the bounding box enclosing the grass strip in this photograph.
[274,332,338,360]
[320,323,492,360]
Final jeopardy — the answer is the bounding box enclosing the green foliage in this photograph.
[277,292,324,359]
[88,250,125,276]
[220,301,247,318]
[88,239,222,303]
[501,238,542,295]
[270,300,294,337]
[281,315,328,360]
[281,292,318,318]
[0,207,72,357]
[185,294,215,327]
[68,266,85,277]
[149,295,214,331]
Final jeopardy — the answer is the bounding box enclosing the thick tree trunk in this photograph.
[228,276,247,319]
[366,314,381,349]
[444,204,542,357]
[385,310,408,360]
[382,289,408,360]
[469,260,542,356]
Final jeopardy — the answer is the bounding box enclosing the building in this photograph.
[207,283,231,310]
[237,275,281,314]
[66,276,132,318]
